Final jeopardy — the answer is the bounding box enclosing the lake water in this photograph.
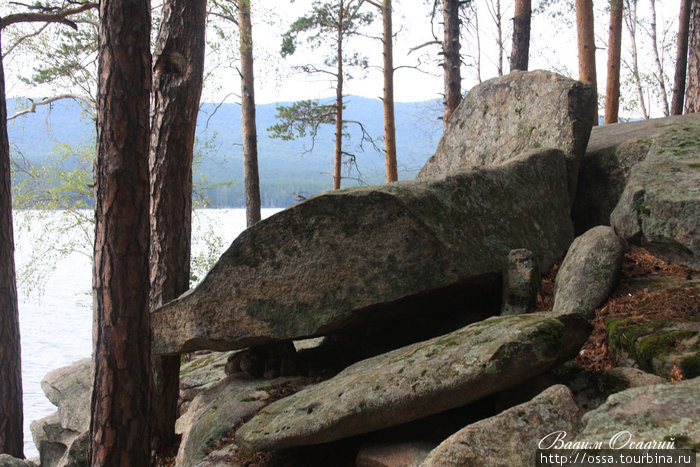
[14,208,281,458]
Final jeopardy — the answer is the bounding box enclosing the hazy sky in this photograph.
[3,0,680,117]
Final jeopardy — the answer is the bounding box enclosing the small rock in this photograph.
[180,351,232,394]
[501,248,540,316]
[192,444,243,467]
[553,226,626,319]
[605,367,667,387]
[356,441,436,467]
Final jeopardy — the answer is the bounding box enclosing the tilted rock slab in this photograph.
[552,226,626,320]
[573,114,700,234]
[418,70,595,202]
[611,118,700,270]
[421,385,580,467]
[235,311,591,451]
[175,375,308,467]
[152,149,574,355]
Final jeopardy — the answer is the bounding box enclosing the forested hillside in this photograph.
[8,96,441,207]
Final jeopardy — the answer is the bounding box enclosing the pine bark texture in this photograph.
[604,0,623,124]
[442,0,461,129]
[510,0,531,71]
[149,0,207,455]
[576,0,598,124]
[382,0,398,183]
[89,0,152,464]
[686,0,700,113]
[239,0,262,226]
[0,30,24,460]
[333,0,344,190]
[672,0,691,115]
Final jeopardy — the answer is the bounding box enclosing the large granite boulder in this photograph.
[40,358,91,433]
[573,376,700,450]
[152,149,574,355]
[235,311,591,451]
[552,226,626,319]
[421,385,580,466]
[417,70,595,202]
[573,114,700,233]
[31,358,91,467]
[610,118,700,270]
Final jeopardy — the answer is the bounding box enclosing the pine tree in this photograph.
[149,0,207,455]
[89,0,152,462]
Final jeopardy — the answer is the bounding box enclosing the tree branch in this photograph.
[408,40,442,54]
[294,64,339,77]
[2,22,50,58]
[7,94,92,121]
[1,2,97,30]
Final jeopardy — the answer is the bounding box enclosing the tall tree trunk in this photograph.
[648,0,670,116]
[510,0,531,71]
[671,0,691,115]
[333,0,344,190]
[624,0,649,119]
[685,0,700,113]
[576,0,598,124]
[89,0,152,463]
[239,0,261,226]
[496,0,503,75]
[382,0,397,183]
[0,30,24,460]
[474,7,482,83]
[442,0,461,129]
[149,0,206,457]
[605,0,623,124]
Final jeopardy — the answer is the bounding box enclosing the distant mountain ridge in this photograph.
[7,96,443,207]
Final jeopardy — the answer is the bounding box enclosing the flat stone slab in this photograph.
[235,311,591,451]
[611,116,700,270]
[418,70,595,201]
[152,149,574,355]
